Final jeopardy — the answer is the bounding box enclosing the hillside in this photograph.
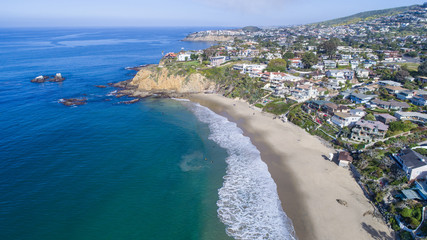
[314,5,417,26]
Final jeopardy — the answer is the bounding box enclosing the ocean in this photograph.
[0,28,295,240]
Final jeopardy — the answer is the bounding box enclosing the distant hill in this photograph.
[313,5,417,26]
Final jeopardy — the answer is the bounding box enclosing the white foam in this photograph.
[106,90,117,96]
[171,98,190,102]
[187,102,297,240]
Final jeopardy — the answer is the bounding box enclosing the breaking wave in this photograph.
[188,102,297,240]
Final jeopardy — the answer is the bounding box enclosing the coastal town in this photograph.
[158,3,427,239]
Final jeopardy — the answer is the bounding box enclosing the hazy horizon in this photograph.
[1,0,425,28]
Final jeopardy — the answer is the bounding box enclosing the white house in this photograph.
[331,112,361,128]
[349,109,366,117]
[393,148,427,181]
[178,53,192,61]
[356,68,370,79]
[289,58,304,69]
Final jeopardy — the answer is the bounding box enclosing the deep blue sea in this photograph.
[0,28,295,240]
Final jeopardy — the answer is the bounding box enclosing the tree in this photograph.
[190,54,198,61]
[365,113,376,121]
[319,39,339,57]
[419,61,427,76]
[395,70,410,83]
[283,51,294,60]
[266,58,287,72]
[404,51,418,58]
[301,52,317,69]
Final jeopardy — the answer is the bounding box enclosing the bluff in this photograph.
[126,66,215,95]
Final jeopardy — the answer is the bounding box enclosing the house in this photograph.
[392,148,427,181]
[324,60,337,69]
[395,111,427,124]
[337,60,349,66]
[375,113,397,124]
[410,95,427,106]
[306,100,331,111]
[383,85,407,95]
[289,58,304,69]
[338,151,353,167]
[363,60,377,68]
[331,112,361,128]
[164,52,177,59]
[378,80,402,87]
[369,99,410,111]
[418,76,427,84]
[400,180,427,200]
[350,120,388,143]
[326,70,355,80]
[210,56,228,67]
[356,68,370,78]
[349,109,366,117]
[350,93,377,104]
[177,52,192,61]
[233,64,267,77]
[289,86,319,103]
[396,90,416,100]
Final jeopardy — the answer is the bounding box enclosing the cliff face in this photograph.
[130,67,215,93]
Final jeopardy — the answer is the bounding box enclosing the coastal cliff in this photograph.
[113,65,216,98]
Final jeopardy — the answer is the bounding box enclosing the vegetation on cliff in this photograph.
[200,65,266,104]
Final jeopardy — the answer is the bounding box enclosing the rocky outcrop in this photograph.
[128,66,215,94]
[31,73,65,83]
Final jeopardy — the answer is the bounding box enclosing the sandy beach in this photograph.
[189,93,394,240]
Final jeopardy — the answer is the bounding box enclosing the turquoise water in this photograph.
[0,28,296,240]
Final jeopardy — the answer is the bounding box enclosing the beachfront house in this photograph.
[395,111,427,125]
[350,119,388,143]
[392,148,427,181]
[338,151,353,167]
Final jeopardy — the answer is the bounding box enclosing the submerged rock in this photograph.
[95,85,107,88]
[119,98,140,104]
[59,98,87,106]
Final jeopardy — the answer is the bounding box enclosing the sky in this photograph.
[0,0,424,27]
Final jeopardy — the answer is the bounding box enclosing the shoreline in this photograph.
[188,93,394,240]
